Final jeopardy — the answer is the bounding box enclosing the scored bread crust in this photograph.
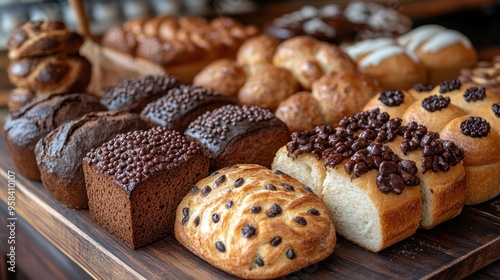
[174,164,336,279]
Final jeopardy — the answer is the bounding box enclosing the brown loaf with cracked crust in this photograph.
[363,81,500,205]
[35,111,147,209]
[174,164,336,279]
[272,110,466,252]
[101,16,259,83]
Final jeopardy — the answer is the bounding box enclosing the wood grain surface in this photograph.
[0,130,498,279]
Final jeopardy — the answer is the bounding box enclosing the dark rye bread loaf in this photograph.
[140,84,236,131]
[83,127,210,249]
[100,74,181,112]
[3,93,106,180]
[175,164,336,279]
[35,111,147,209]
[184,105,291,171]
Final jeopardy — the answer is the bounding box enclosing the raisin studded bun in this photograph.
[140,84,236,131]
[3,93,106,180]
[83,126,210,249]
[273,109,466,252]
[100,74,181,112]
[174,164,336,279]
[35,111,147,209]
[363,80,500,205]
[192,59,247,98]
[185,105,291,171]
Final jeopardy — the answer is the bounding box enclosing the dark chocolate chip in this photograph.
[270,236,282,247]
[216,241,226,252]
[242,224,256,238]
[293,216,307,226]
[250,206,262,213]
[194,216,200,227]
[286,249,296,259]
[255,258,264,267]
[274,170,285,175]
[439,79,461,93]
[265,184,277,191]
[190,185,199,194]
[413,83,434,92]
[378,90,405,106]
[460,116,490,138]
[267,204,282,218]
[201,186,212,197]
[283,183,295,191]
[303,186,314,193]
[212,213,220,223]
[215,175,226,186]
[234,178,244,188]
[308,209,320,216]
[226,200,234,209]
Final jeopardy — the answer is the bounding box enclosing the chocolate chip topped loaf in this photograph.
[35,111,147,209]
[83,126,209,249]
[3,93,106,180]
[363,80,500,205]
[174,164,336,279]
[140,84,236,131]
[185,105,290,171]
[100,74,181,112]
[273,109,466,252]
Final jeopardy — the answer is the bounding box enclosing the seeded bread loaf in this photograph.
[185,105,291,171]
[363,81,500,204]
[174,164,336,279]
[273,109,466,251]
[3,93,106,180]
[35,111,147,209]
[83,127,210,249]
[140,84,236,131]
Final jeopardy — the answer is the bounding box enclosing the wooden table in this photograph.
[0,130,499,279]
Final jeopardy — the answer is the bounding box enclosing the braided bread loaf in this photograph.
[175,164,336,279]
[363,80,500,205]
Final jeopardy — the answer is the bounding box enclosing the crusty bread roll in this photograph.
[273,36,357,90]
[344,38,427,90]
[7,54,91,96]
[364,81,500,205]
[398,25,477,85]
[236,34,280,75]
[174,164,336,279]
[192,59,247,98]
[273,110,466,251]
[238,66,298,110]
[7,21,84,60]
[274,92,323,132]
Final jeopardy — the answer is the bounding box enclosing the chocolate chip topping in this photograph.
[460,116,491,138]
[185,105,276,147]
[234,178,244,188]
[84,127,203,195]
[270,237,282,246]
[378,90,405,107]
[267,204,282,217]
[439,79,461,93]
[215,175,226,186]
[226,200,234,209]
[463,87,486,102]
[250,206,262,213]
[242,224,256,238]
[293,216,307,225]
[194,216,200,227]
[286,249,296,259]
[212,213,220,223]
[101,74,181,111]
[265,184,277,191]
[181,207,190,225]
[274,170,285,175]
[216,241,226,252]
[422,95,451,112]
[413,83,434,92]
[303,186,314,193]
[493,102,500,117]
[308,209,320,216]
[190,185,199,194]
[282,183,295,191]
[255,258,264,267]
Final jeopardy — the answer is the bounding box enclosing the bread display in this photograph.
[3,93,106,180]
[236,34,280,75]
[459,55,500,96]
[273,109,466,251]
[264,1,412,44]
[363,81,500,205]
[274,71,380,132]
[140,84,236,131]
[100,15,259,83]
[35,111,147,209]
[174,164,336,279]
[100,74,181,113]
[192,59,247,98]
[273,36,357,90]
[7,88,35,112]
[185,105,290,171]
[83,126,210,249]
[238,66,298,110]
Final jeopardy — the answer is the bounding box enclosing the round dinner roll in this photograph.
[311,71,381,125]
[344,38,427,90]
[273,36,357,90]
[398,25,477,85]
[236,34,280,75]
[193,59,247,98]
[238,65,298,110]
[275,91,323,132]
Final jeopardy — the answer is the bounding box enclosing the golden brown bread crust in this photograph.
[7,21,84,60]
[237,34,280,75]
[193,59,247,98]
[7,54,91,96]
[174,164,336,279]
[238,66,298,110]
[273,36,357,90]
[274,92,323,132]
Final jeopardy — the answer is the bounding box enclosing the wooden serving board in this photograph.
[0,132,498,280]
